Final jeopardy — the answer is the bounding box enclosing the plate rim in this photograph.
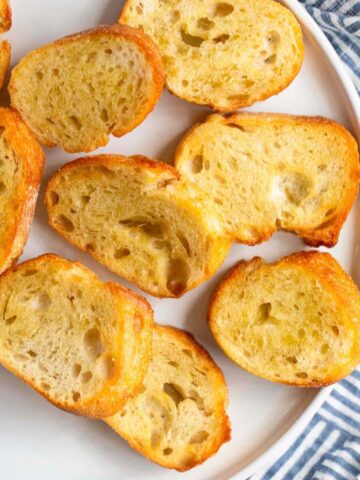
[229,1,360,479]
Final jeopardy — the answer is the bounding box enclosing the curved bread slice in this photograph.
[0,254,153,417]
[0,108,44,274]
[0,0,11,32]
[45,155,231,298]
[119,0,303,110]
[209,251,360,387]
[9,25,164,153]
[106,325,230,471]
[175,113,360,247]
[0,40,10,89]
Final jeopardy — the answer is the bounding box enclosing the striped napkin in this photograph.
[250,1,360,479]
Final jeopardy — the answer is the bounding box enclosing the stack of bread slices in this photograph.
[0,0,359,473]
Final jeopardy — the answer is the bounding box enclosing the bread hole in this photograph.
[314,216,336,230]
[33,292,52,310]
[166,258,190,296]
[100,108,109,123]
[169,9,180,22]
[41,382,51,391]
[0,180,7,194]
[49,191,59,206]
[296,372,308,379]
[85,242,96,252]
[274,141,281,149]
[168,361,179,368]
[264,54,277,64]
[81,371,93,384]
[152,239,170,251]
[212,2,234,17]
[326,208,336,217]
[182,349,192,358]
[274,172,313,206]
[255,302,278,326]
[87,52,97,63]
[72,363,82,378]
[213,34,230,44]
[163,383,185,406]
[321,343,329,354]
[97,355,115,380]
[189,389,206,412]
[141,222,163,238]
[72,391,80,402]
[105,48,112,55]
[163,447,173,456]
[114,247,130,259]
[36,71,43,80]
[318,164,327,171]
[189,430,209,444]
[14,353,28,362]
[180,29,205,48]
[268,30,281,47]
[182,79,189,87]
[5,315,17,325]
[46,117,56,125]
[27,350,37,358]
[68,116,82,131]
[332,325,340,336]
[52,68,59,76]
[286,356,298,364]
[56,214,75,232]
[189,154,203,174]
[177,232,191,256]
[198,17,215,30]
[84,328,104,360]
[227,123,245,132]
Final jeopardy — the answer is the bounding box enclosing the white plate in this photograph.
[1,1,359,479]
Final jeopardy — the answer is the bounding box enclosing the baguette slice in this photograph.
[175,113,360,247]
[9,25,164,153]
[209,251,360,387]
[106,325,230,471]
[0,254,153,418]
[119,0,303,110]
[0,108,44,274]
[45,154,231,298]
[0,0,11,32]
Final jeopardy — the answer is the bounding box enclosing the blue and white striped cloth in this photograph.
[250,1,360,479]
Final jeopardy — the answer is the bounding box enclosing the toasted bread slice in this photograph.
[45,154,231,298]
[0,254,153,418]
[0,0,11,32]
[9,25,164,153]
[0,108,44,274]
[106,325,230,471]
[175,113,360,247]
[119,0,303,110]
[0,40,10,89]
[209,251,360,387]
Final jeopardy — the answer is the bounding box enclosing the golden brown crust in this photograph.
[0,0,11,33]
[175,112,360,247]
[119,0,303,110]
[0,40,10,89]
[9,25,164,152]
[0,108,44,274]
[107,324,231,471]
[45,154,231,298]
[0,253,154,418]
[209,252,360,387]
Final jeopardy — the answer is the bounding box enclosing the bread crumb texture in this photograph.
[106,325,230,471]
[45,155,231,298]
[0,254,153,418]
[175,113,360,247]
[209,251,360,387]
[0,0,11,32]
[120,0,304,109]
[9,25,164,153]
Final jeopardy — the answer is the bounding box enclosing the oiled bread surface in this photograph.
[106,325,230,471]
[0,108,44,274]
[45,154,230,297]
[9,25,164,153]
[175,113,360,247]
[209,251,360,386]
[0,254,153,418]
[120,0,303,110]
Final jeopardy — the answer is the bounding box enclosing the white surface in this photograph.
[0,1,359,479]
